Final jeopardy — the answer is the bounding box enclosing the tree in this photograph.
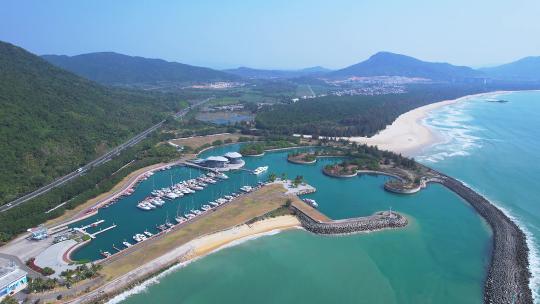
[42,267,55,276]
[268,173,277,182]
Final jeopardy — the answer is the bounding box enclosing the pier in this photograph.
[291,202,407,235]
[74,220,117,239]
[90,224,117,238]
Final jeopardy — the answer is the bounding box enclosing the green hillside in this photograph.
[0,41,182,204]
[42,52,238,86]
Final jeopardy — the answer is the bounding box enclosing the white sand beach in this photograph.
[348,91,509,156]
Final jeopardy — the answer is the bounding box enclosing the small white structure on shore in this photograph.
[28,225,48,240]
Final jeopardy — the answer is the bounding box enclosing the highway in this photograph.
[0,98,211,213]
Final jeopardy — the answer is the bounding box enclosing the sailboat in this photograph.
[165,211,174,228]
[175,203,186,223]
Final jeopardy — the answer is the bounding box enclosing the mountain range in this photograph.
[42,50,540,84]
[42,52,238,86]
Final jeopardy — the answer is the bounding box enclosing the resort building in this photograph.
[204,156,229,168]
[191,153,245,171]
[0,259,28,301]
[224,152,243,164]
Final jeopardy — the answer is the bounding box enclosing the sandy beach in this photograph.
[70,215,300,304]
[348,91,510,156]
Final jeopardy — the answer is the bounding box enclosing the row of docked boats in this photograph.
[173,191,241,224]
[100,182,268,258]
[136,171,228,211]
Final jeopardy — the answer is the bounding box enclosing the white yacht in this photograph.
[303,198,319,208]
[240,185,253,193]
[253,166,268,175]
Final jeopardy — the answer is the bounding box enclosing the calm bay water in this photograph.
[100,90,540,303]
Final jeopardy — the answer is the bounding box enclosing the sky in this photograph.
[1,0,540,69]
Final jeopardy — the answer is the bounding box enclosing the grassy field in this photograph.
[100,184,290,279]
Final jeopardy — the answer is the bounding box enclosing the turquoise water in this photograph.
[418,90,540,300]
[102,152,489,303]
[98,91,540,303]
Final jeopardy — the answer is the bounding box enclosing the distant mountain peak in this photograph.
[329,52,482,81]
[480,56,540,81]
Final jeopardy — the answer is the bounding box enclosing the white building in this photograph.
[0,259,27,301]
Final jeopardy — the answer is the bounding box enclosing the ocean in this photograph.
[110,91,540,303]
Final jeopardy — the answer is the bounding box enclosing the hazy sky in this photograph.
[2,0,540,69]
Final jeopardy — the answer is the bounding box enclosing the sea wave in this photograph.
[419,93,540,302]
[459,179,540,302]
[106,229,286,304]
[417,100,483,163]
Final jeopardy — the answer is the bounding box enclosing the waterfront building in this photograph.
[0,259,27,301]
[224,152,243,164]
[204,156,229,168]
[191,153,245,171]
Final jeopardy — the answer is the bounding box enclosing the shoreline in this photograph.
[347,90,514,156]
[428,169,533,303]
[67,215,301,304]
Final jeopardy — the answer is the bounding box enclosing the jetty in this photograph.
[74,219,117,239]
[291,201,407,235]
[428,169,532,304]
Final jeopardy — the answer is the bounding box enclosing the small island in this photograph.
[287,152,317,164]
[319,142,423,193]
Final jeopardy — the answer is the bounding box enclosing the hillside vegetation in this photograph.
[255,85,487,137]
[43,52,238,86]
[0,41,183,205]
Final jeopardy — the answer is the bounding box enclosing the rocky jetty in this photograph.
[431,170,532,304]
[293,206,408,235]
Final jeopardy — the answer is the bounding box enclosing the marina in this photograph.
[69,149,271,261]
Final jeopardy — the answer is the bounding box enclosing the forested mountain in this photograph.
[224,66,331,79]
[0,41,182,205]
[480,56,540,81]
[255,85,489,137]
[42,52,239,86]
[329,52,484,81]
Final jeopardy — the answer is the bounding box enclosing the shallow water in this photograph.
[101,144,490,303]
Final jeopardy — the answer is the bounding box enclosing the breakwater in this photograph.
[292,205,408,235]
[430,170,532,304]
